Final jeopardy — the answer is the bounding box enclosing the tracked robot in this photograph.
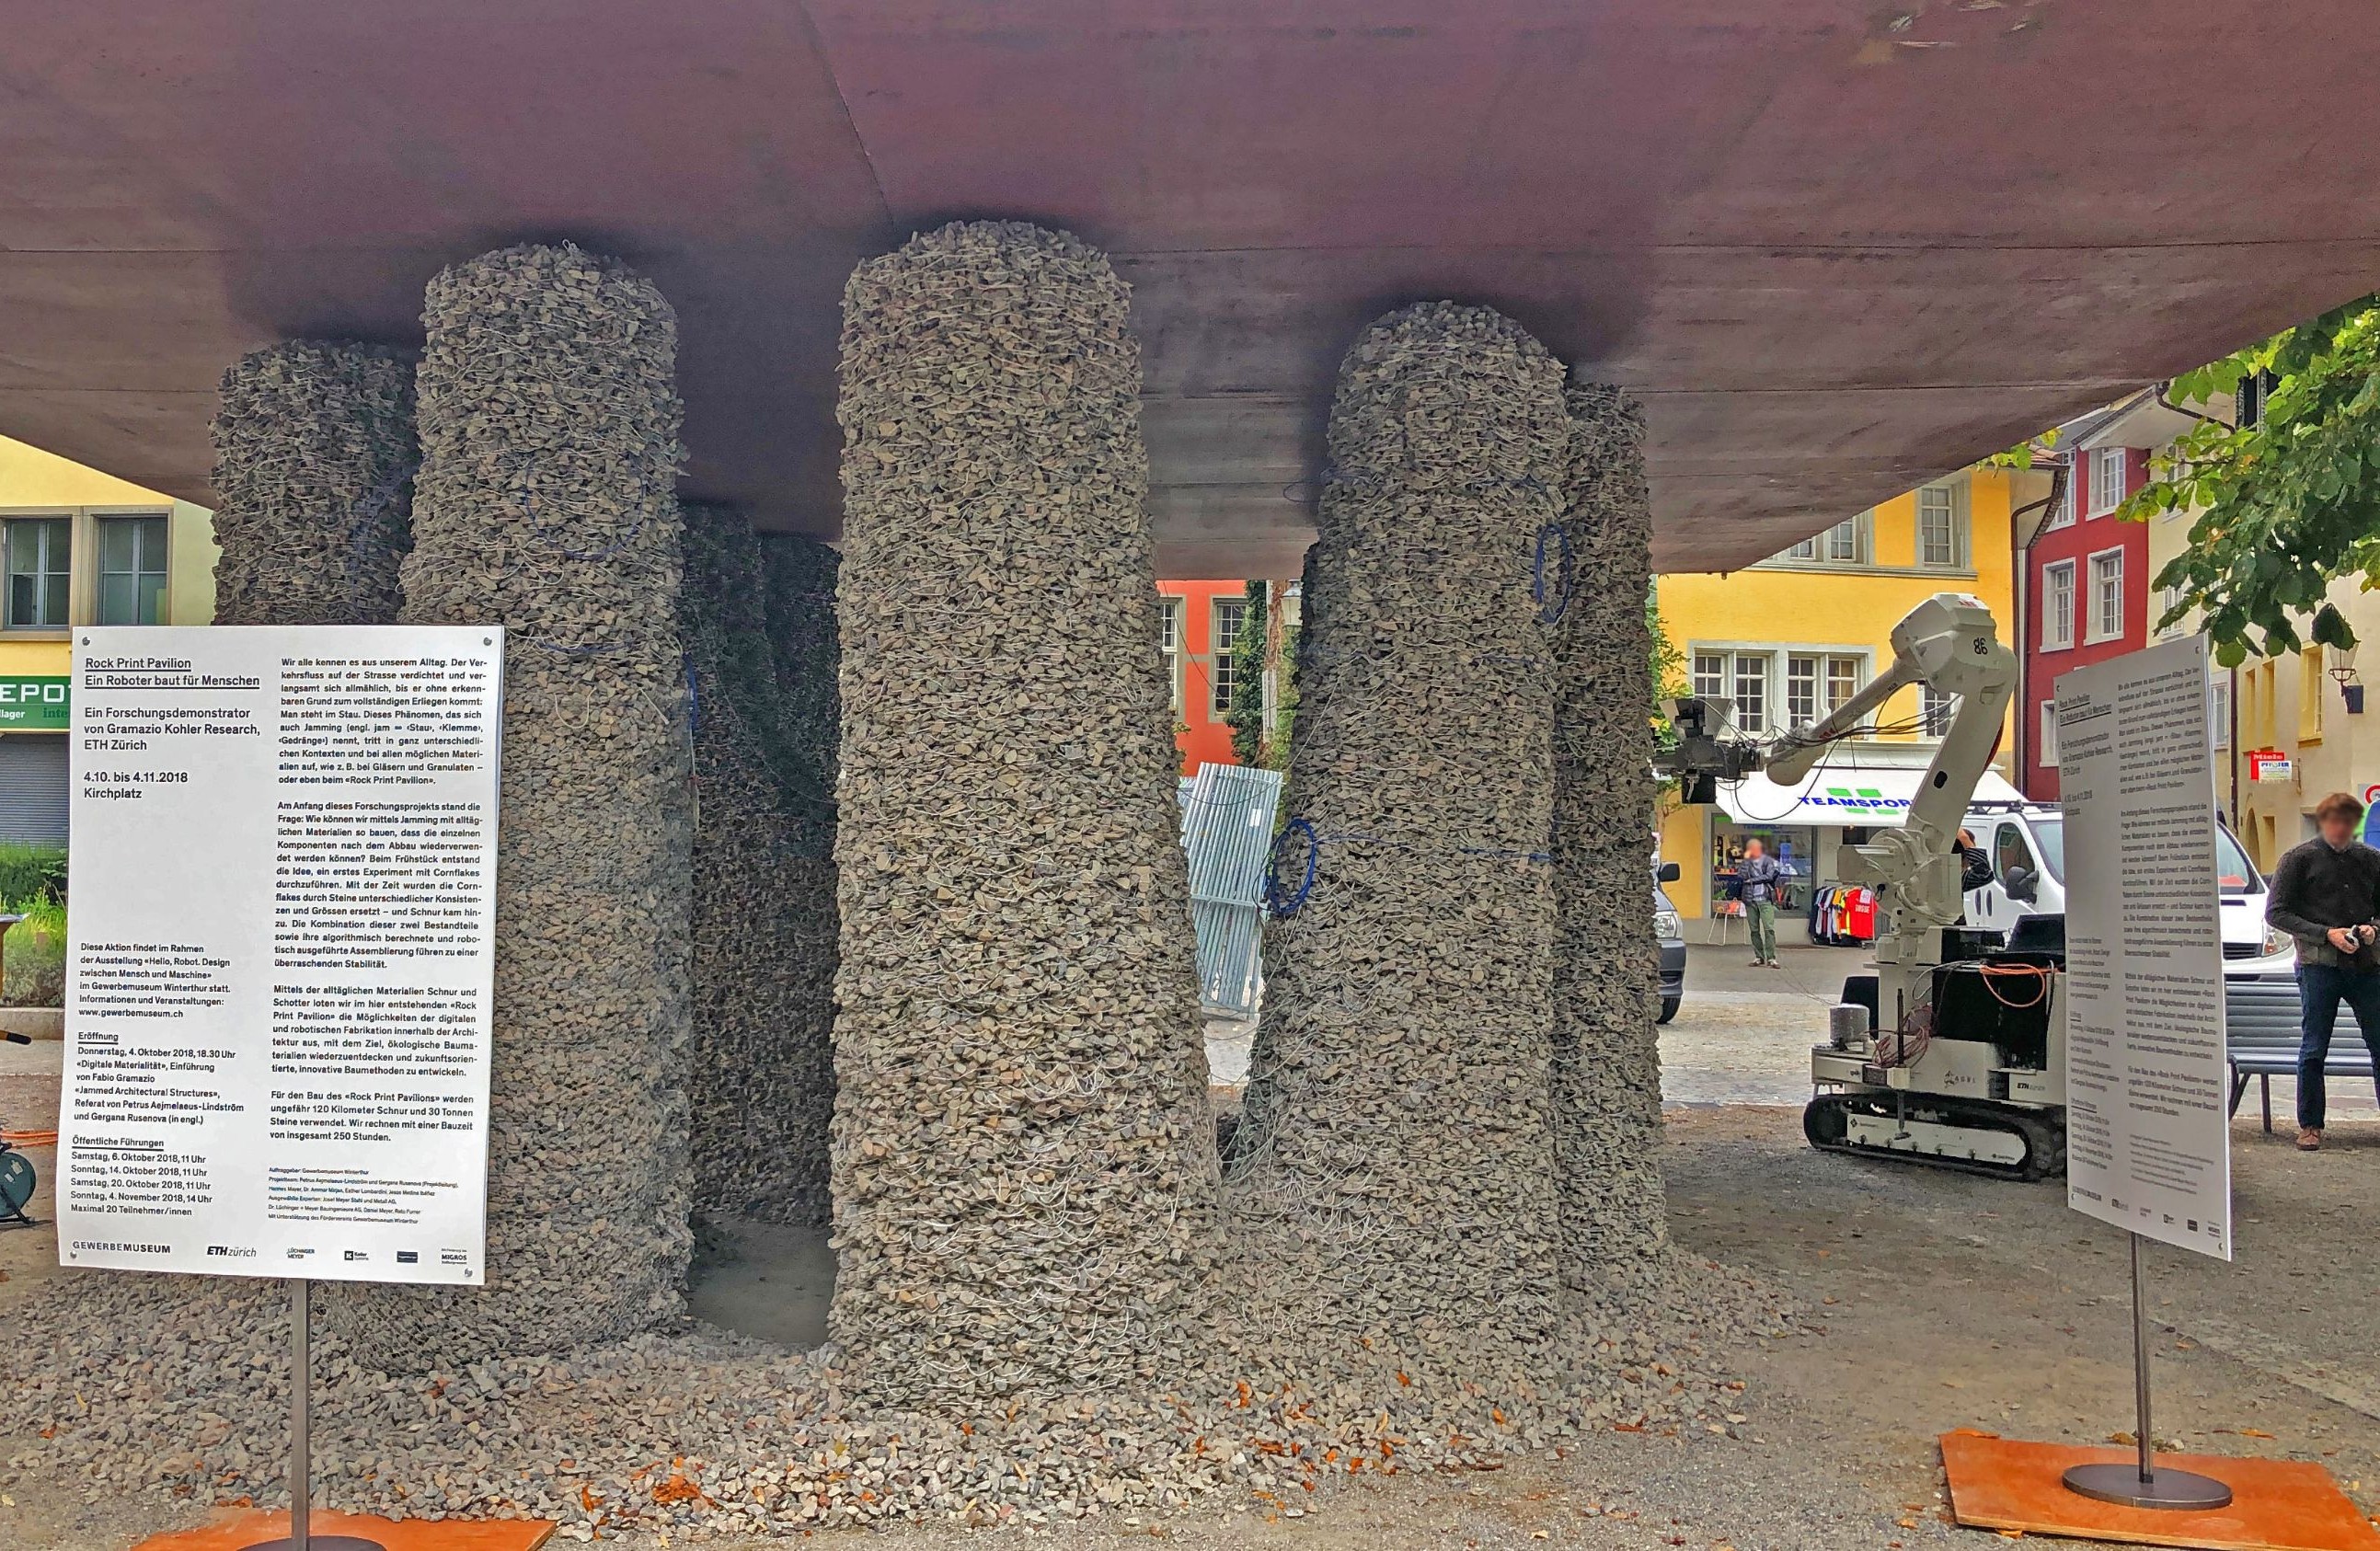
[1663,592,2065,1180]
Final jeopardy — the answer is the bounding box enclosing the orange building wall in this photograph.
[1158,579,1247,775]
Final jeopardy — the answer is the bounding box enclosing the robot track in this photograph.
[1802,1091,2065,1183]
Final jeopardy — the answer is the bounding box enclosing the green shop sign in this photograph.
[0,675,69,730]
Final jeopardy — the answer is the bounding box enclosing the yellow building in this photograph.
[0,435,217,842]
[1655,466,2041,924]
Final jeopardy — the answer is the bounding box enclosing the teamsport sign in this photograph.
[58,626,502,1284]
[2054,636,2231,1260]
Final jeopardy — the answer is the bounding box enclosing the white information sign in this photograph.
[2054,636,2231,1259]
[59,626,502,1283]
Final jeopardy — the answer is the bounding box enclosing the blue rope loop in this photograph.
[1265,817,1320,918]
[1532,521,1574,625]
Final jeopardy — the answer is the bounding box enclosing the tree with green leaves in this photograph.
[2123,294,2380,665]
[1225,580,1269,765]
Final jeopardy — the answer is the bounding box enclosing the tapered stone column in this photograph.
[211,340,416,625]
[1550,384,1668,1290]
[685,507,839,1227]
[1228,304,1570,1387]
[829,220,1214,1407]
[323,243,693,1367]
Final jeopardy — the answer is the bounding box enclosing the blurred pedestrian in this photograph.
[2265,789,2380,1151]
[1737,836,1785,969]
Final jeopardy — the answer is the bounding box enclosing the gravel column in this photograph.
[211,340,416,625]
[1550,383,1669,1292]
[1227,303,1570,1388]
[829,220,1216,1407]
[322,242,693,1367]
[685,506,839,1227]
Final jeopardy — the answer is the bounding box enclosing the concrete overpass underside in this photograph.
[6,2,2378,575]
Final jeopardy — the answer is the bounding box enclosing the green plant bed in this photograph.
[3,898,64,1007]
[0,843,65,905]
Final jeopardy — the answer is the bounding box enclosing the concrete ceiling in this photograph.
[5,2,2377,578]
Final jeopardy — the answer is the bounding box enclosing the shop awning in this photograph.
[1714,761,2026,828]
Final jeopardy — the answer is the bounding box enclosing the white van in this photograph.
[1959,799,2283,967]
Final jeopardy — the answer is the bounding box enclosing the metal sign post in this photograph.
[236,1281,386,1551]
[2059,1234,2232,1511]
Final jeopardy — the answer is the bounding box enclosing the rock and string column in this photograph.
[1226,303,1570,1391]
[322,243,693,1367]
[684,507,839,1227]
[211,340,416,625]
[1549,383,1668,1293]
[829,220,1215,1407]
[756,533,841,1224]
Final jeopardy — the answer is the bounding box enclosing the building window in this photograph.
[1784,655,1822,728]
[2040,701,2060,768]
[2041,559,2075,649]
[2301,645,2326,742]
[1210,596,1247,715]
[2046,466,2076,531]
[1784,517,1868,565]
[2086,548,2123,643]
[96,513,170,626]
[1692,651,1727,707]
[2158,582,2184,638]
[1916,485,1968,569]
[1921,683,1959,737]
[1159,595,1183,713]
[2209,673,2230,750]
[1784,651,1864,728]
[2088,446,2126,516]
[4,517,69,629]
[1731,653,1769,733]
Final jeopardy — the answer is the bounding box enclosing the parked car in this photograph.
[1959,800,2279,965]
[1655,861,1685,1024]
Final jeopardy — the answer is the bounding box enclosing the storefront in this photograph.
[0,673,69,845]
[1658,750,2027,939]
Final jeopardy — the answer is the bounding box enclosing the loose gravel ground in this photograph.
[9,966,2380,1549]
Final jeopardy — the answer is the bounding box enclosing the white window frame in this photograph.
[2158,582,2184,638]
[2046,465,2076,530]
[1731,652,1770,734]
[1210,595,1247,715]
[1920,682,1960,738]
[1159,595,1184,714]
[1692,651,1727,704]
[2041,559,2075,650]
[2088,446,2126,517]
[1784,652,1821,729]
[1915,483,1969,569]
[2040,701,2060,768]
[2209,673,2230,751]
[2085,546,2124,645]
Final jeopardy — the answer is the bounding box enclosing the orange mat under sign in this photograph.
[132,1508,554,1551]
[1942,1430,2380,1551]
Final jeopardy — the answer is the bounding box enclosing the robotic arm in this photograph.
[1662,593,2018,1032]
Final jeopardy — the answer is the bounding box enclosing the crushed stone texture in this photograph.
[685,505,839,1227]
[1551,382,1669,1282]
[211,339,416,626]
[827,219,1220,1409]
[323,241,696,1368]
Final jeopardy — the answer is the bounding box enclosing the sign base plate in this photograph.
[1943,1430,2380,1550]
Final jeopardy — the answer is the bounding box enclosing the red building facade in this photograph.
[1156,579,1251,775]
[2018,442,2149,799]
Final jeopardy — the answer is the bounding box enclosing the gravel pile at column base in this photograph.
[210,339,416,625]
[323,241,695,1367]
[685,505,838,1226]
[0,1251,1794,1535]
[1551,382,1670,1282]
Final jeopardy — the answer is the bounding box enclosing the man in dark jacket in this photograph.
[2265,789,2380,1151]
